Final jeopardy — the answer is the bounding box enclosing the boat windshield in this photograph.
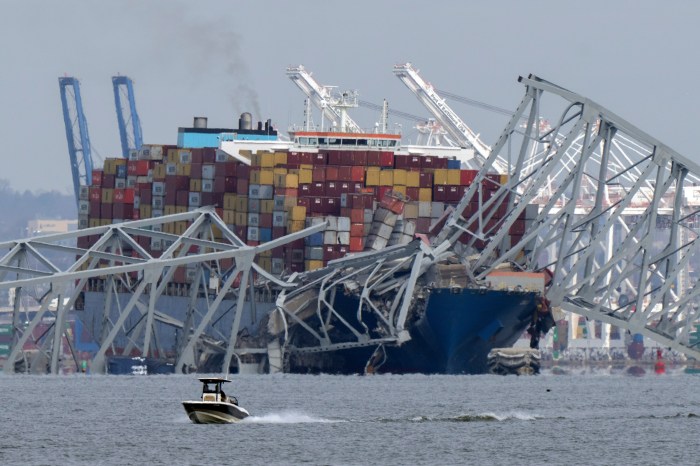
[202,383,219,394]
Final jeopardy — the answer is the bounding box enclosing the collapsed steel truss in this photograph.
[1,207,325,374]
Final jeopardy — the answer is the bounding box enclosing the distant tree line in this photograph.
[0,179,76,241]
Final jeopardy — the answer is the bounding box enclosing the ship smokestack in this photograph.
[239,112,252,130]
[193,117,208,129]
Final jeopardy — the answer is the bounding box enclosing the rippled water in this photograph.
[1,370,699,465]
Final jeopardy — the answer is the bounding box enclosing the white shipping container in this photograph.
[115,179,126,189]
[152,196,164,209]
[166,163,177,175]
[152,209,163,218]
[306,247,324,260]
[307,217,326,227]
[215,150,229,162]
[418,201,431,217]
[133,196,140,209]
[152,182,165,195]
[202,165,216,180]
[370,222,394,239]
[403,220,416,236]
[271,258,285,275]
[340,193,349,208]
[337,232,350,245]
[78,200,90,214]
[202,180,214,193]
[366,234,388,251]
[248,213,260,226]
[78,215,89,229]
[258,185,274,199]
[325,216,338,231]
[247,226,260,241]
[272,211,287,227]
[189,192,201,207]
[179,151,192,164]
[249,184,261,199]
[129,149,139,160]
[248,198,260,213]
[430,202,445,218]
[323,231,337,244]
[79,186,89,200]
[337,216,351,232]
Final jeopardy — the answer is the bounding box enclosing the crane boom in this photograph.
[59,77,93,206]
[286,65,363,133]
[112,76,143,158]
[393,63,503,170]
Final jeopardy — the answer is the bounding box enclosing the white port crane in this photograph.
[393,63,509,173]
[286,65,363,133]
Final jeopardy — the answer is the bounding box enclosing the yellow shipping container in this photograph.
[434,169,448,185]
[223,193,237,210]
[273,167,288,176]
[419,188,432,202]
[500,174,509,185]
[101,188,114,204]
[283,196,298,210]
[259,249,272,258]
[164,205,177,216]
[153,164,166,180]
[257,257,272,272]
[235,196,248,212]
[290,205,307,221]
[365,169,380,186]
[286,174,299,189]
[176,163,191,177]
[260,153,274,168]
[259,170,274,185]
[250,170,260,184]
[447,169,460,185]
[379,170,394,186]
[251,153,261,167]
[176,206,187,214]
[392,185,407,196]
[406,171,420,188]
[306,260,324,271]
[288,220,305,232]
[234,212,248,226]
[166,149,178,164]
[100,219,111,226]
[223,210,235,224]
[299,168,313,184]
[393,169,407,186]
[89,219,101,228]
[140,205,152,218]
[274,152,288,166]
[260,200,275,214]
[211,224,223,240]
[190,179,202,192]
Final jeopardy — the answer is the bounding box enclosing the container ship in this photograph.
[75,110,553,375]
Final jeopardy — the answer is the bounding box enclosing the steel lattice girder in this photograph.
[434,74,700,359]
[1,207,326,374]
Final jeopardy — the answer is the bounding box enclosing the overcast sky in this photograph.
[1,0,697,193]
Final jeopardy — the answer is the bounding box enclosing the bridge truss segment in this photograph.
[436,74,700,359]
[0,207,326,374]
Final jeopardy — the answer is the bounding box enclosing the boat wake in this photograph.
[407,411,543,423]
[242,411,346,424]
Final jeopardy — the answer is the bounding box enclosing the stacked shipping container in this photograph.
[78,145,536,283]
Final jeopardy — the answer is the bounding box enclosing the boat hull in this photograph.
[182,401,249,424]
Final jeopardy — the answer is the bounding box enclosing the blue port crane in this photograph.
[112,76,143,158]
[59,77,93,206]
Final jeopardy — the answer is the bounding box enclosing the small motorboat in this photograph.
[182,377,250,424]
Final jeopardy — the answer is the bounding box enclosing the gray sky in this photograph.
[1,0,697,193]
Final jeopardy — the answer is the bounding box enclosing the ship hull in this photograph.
[287,288,541,375]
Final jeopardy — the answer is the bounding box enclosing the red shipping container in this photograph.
[446,185,461,202]
[216,161,236,176]
[313,153,328,165]
[324,197,340,215]
[297,197,311,210]
[350,166,365,182]
[259,213,273,228]
[190,163,203,179]
[337,166,352,181]
[132,210,140,220]
[287,152,300,165]
[340,151,354,165]
[325,166,339,181]
[272,227,286,239]
[214,176,237,192]
[278,188,298,197]
[353,151,368,166]
[394,154,409,169]
[236,178,249,195]
[176,190,189,206]
[326,181,341,197]
[309,197,324,214]
[509,219,526,235]
[101,204,113,219]
[299,184,312,196]
[127,160,151,176]
[201,192,215,205]
[367,151,381,166]
[113,188,135,204]
[421,156,437,169]
[89,200,100,215]
[350,223,364,237]
[310,182,326,196]
[312,166,326,182]
[191,148,203,164]
[92,170,103,186]
[165,190,177,205]
[299,152,314,164]
[406,187,420,201]
[380,151,394,167]
[460,169,478,186]
[349,208,364,223]
[407,156,422,168]
[202,147,216,163]
[166,175,189,191]
[89,187,101,202]
[349,237,364,252]
[139,188,152,204]
[434,185,447,202]
[236,164,250,179]
[113,203,133,219]
[102,174,115,189]
[327,151,342,165]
